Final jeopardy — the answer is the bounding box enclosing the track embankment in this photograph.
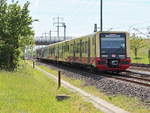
[30,63,129,113]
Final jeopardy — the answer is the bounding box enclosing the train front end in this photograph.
[96,32,131,72]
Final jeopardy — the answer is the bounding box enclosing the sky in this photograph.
[10,0,150,37]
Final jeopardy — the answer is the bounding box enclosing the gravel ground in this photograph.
[38,61,150,107]
[130,63,150,72]
[129,66,150,72]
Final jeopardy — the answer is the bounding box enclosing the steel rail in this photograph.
[38,60,150,87]
[109,76,150,87]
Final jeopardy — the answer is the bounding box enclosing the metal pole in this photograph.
[33,61,35,68]
[64,23,66,40]
[100,0,103,32]
[57,17,59,41]
[49,30,51,43]
[58,71,61,89]
[94,24,97,32]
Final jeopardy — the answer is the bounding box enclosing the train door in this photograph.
[80,39,82,62]
[57,45,59,60]
[92,35,96,65]
[73,41,75,61]
[88,38,91,64]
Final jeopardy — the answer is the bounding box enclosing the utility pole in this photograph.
[100,0,103,32]
[49,30,52,43]
[94,24,97,32]
[63,23,66,40]
[44,32,47,38]
[53,17,64,41]
[49,30,57,43]
[42,32,48,44]
[57,17,59,41]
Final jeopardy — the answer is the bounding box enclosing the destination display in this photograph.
[100,33,126,38]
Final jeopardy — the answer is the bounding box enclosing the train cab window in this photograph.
[100,33,126,58]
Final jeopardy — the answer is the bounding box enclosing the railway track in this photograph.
[130,63,150,73]
[131,63,150,67]
[39,60,150,88]
[38,60,150,104]
[106,73,150,87]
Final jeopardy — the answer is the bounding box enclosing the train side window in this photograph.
[74,43,77,53]
[83,42,86,53]
[85,41,88,53]
[66,44,69,51]
[65,44,67,52]
[63,45,65,52]
[84,42,86,53]
[77,43,80,53]
[92,37,95,45]
[77,43,78,53]
[79,42,81,53]
[68,45,69,51]
[73,42,76,53]
[49,48,51,56]
[61,46,63,56]
[71,44,73,52]
[70,44,73,53]
[64,45,66,52]
[81,42,84,52]
[65,45,66,52]
[69,44,71,52]
[62,45,64,52]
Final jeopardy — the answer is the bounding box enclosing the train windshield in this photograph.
[100,33,126,58]
[101,38,125,49]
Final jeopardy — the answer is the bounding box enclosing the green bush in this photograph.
[0,0,35,71]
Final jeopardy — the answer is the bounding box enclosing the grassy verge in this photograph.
[130,48,150,64]
[37,63,150,113]
[131,52,150,64]
[0,62,102,113]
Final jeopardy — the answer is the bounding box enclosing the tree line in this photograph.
[0,0,35,71]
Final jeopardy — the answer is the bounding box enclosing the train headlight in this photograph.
[119,55,125,58]
[101,55,108,58]
[120,61,130,64]
[97,60,106,65]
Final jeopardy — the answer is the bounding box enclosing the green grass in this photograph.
[130,50,150,64]
[131,55,150,64]
[0,63,102,113]
[38,64,150,113]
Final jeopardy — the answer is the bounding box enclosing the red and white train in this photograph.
[36,31,131,72]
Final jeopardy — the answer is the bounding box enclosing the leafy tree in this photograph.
[0,0,35,71]
[130,34,147,58]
